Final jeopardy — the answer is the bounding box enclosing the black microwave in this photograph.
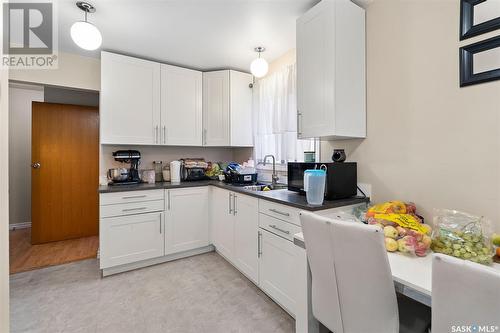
[287,162,357,200]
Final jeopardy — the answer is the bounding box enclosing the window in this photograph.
[253,63,317,167]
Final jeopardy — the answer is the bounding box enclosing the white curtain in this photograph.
[253,63,315,164]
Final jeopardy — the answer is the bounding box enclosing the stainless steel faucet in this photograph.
[263,155,279,186]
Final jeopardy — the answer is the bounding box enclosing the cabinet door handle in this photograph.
[203,129,207,145]
[297,111,302,137]
[258,231,262,258]
[155,125,159,143]
[167,191,171,210]
[122,207,147,212]
[269,224,290,235]
[228,193,233,214]
[159,213,162,234]
[122,195,147,200]
[163,126,166,144]
[233,195,237,215]
[269,208,290,217]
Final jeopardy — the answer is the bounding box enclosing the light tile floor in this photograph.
[10,252,295,333]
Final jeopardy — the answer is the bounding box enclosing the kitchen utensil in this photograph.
[153,161,163,182]
[304,151,315,163]
[162,165,171,182]
[332,149,346,162]
[304,169,326,206]
[109,150,141,185]
[107,168,129,182]
[170,160,181,183]
[141,169,156,184]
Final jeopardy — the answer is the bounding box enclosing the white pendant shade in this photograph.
[250,57,269,78]
[71,21,102,51]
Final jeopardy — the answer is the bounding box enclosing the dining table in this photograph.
[292,231,500,333]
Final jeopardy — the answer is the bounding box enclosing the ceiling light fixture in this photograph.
[250,47,269,78]
[70,1,102,51]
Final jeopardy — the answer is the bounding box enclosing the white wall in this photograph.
[322,0,500,228]
[9,52,100,91]
[0,3,10,327]
[8,84,44,225]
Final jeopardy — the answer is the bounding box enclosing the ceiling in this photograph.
[57,0,323,72]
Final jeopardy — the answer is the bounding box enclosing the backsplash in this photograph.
[100,145,236,179]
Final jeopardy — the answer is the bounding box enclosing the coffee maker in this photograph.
[108,150,141,185]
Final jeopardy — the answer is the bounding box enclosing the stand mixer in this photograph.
[107,150,141,185]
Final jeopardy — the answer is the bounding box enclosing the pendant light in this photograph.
[250,47,269,78]
[70,2,102,51]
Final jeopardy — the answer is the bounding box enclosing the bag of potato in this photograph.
[366,201,432,256]
[431,209,493,265]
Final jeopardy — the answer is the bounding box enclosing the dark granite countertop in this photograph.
[99,181,369,212]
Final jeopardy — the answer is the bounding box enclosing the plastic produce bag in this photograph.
[366,201,432,256]
[431,209,493,265]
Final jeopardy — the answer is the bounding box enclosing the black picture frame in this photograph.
[460,0,500,40]
[460,35,500,87]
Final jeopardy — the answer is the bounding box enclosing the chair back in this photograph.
[432,253,500,332]
[330,218,399,333]
[300,211,344,333]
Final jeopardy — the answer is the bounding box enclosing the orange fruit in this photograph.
[496,247,500,257]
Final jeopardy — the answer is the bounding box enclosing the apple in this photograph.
[385,238,398,252]
[384,226,399,239]
[492,233,500,247]
[415,242,428,257]
[398,235,417,253]
[421,235,432,247]
[396,226,407,237]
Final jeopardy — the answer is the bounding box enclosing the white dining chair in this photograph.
[300,211,344,333]
[432,253,500,333]
[300,211,431,333]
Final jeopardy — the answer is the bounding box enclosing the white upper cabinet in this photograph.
[161,64,203,146]
[203,70,253,147]
[230,71,254,146]
[297,0,366,139]
[100,51,161,145]
[202,71,230,146]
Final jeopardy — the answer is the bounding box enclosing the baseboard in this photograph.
[101,245,215,277]
[9,222,31,230]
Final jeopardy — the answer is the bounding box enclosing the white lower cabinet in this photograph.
[100,211,164,269]
[259,228,300,316]
[212,188,259,284]
[165,187,209,254]
[211,187,235,261]
[233,193,259,284]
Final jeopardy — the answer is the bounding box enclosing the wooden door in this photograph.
[100,51,161,145]
[161,64,203,146]
[165,187,208,254]
[31,102,99,244]
[202,71,230,146]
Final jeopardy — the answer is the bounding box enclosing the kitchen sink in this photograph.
[240,182,288,192]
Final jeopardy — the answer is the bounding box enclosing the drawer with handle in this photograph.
[259,200,300,226]
[259,213,302,242]
[100,199,164,218]
[100,189,164,206]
